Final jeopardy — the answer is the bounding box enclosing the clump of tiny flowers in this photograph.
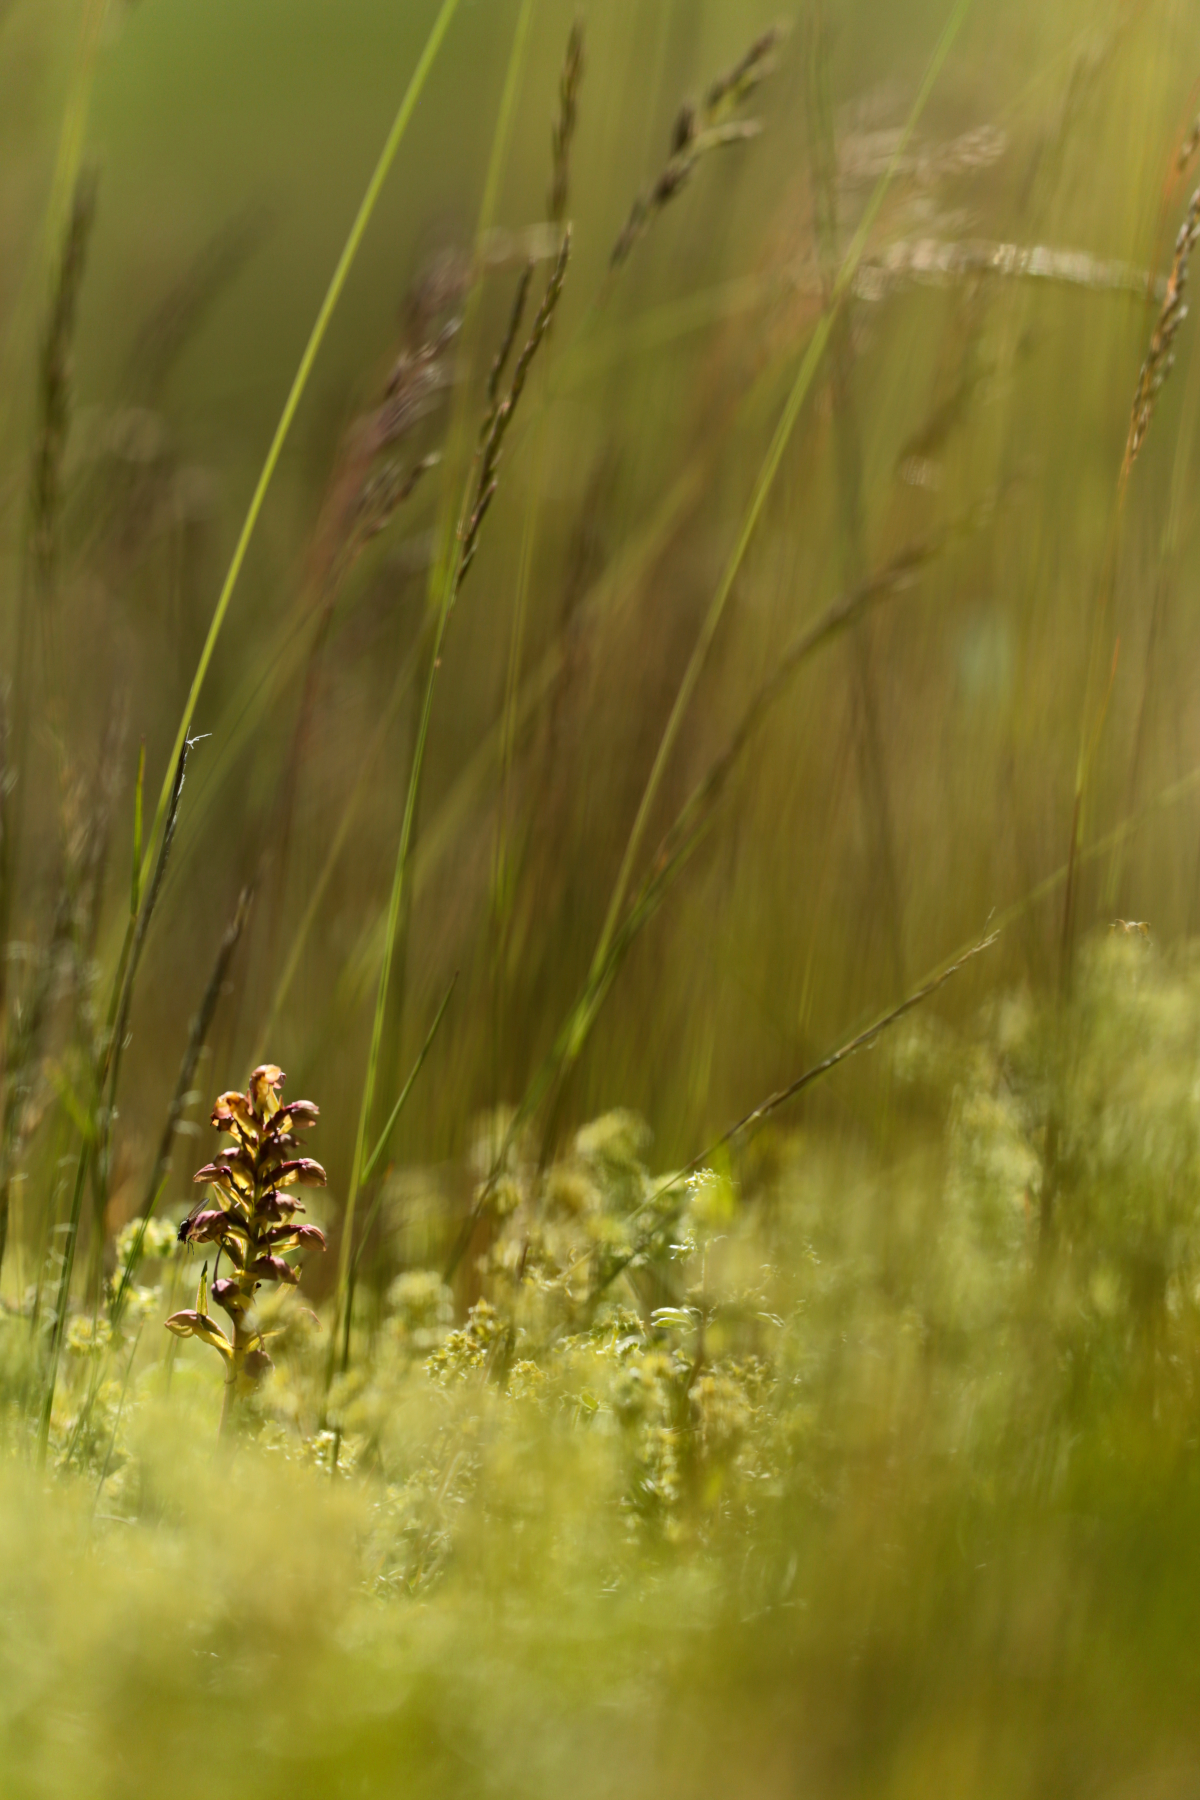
[166,1064,326,1430]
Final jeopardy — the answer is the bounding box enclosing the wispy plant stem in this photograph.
[334,974,457,1433]
[36,736,194,1461]
[328,0,544,1401]
[141,0,463,895]
[585,933,1001,1305]
[589,0,974,993]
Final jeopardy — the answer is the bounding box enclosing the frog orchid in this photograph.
[166,1064,326,1430]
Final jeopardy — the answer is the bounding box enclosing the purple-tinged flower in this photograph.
[211,1278,251,1319]
[164,1309,233,1360]
[169,1062,326,1434]
[249,1253,301,1286]
[275,1158,327,1188]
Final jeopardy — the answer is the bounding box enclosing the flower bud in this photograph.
[249,1253,301,1286]
[275,1158,327,1188]
[164,1309,234,1360]
[212,1278,251,1319]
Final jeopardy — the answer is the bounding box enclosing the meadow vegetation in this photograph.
[2,0,1200,1793]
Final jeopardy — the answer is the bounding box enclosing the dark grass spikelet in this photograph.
[1125,185,1200,474]
[313,258,467,582]
[486,262,533,411]
[702,25,784,117]
[167,1064,326,1431]
[549,19,585,227]
[459,230,571,583]
[610,25,783,268]
[349,319,459,544]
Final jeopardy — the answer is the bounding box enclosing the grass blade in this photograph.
[362,973,457,1189]
[141,0,464,894]
[590,0,975,983]
[129,740,145,922]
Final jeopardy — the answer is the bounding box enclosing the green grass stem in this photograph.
[590,0,975,987]
[142,0,463,896]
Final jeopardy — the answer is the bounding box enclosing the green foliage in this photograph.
[0,943,1192,1792]
[7,0,1200,1791]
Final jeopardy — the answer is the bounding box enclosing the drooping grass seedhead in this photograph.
[313,259,466,586]
[549,19,584,228]
[1124,184,1200,476]
[167,1065,326,1432]
[459,229,571,583]
[610,25,784,268]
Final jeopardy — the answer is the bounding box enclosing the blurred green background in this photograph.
[1,0,1198,1254]
[4,5,1200,1797]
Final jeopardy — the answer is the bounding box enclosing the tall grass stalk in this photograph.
[327,5,556,1408]
[490,23,584,1093]
[442,527,976,1278]
[330,237,570,1408]
[0,0,106,450]
[334,972,457,1407]
[317,0,535,1128]
[0,173,98,1088]
[588,0,974,999]
[584,931,1001,1307]
[809,0,907,994]
[1058,173,1200,987]
[1111,327,1200,910]
[140,0,464,898]
[35,737,193,1463]
[451,0,979,1180]
[419,0,534,629]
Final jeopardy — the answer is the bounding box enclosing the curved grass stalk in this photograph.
[142,0,463,892]
[35,736,195,1465]
[251,637,420,1064]
[328,454,713,1023]
[43,0,107,248]
[331,972,458,1441]
[0,0,107,448]
[327,0,541,1409]
[324,317,847,1026]
[439,531,963,1279]
[424,0,534,610]
[442,0,976,1273]
[589,0,975,988]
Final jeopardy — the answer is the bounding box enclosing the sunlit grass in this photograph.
[2,0,1200,1791]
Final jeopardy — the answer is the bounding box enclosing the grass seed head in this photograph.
[610,26,781,269]
[1124,185,1200,475]
[549,19,585,227]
